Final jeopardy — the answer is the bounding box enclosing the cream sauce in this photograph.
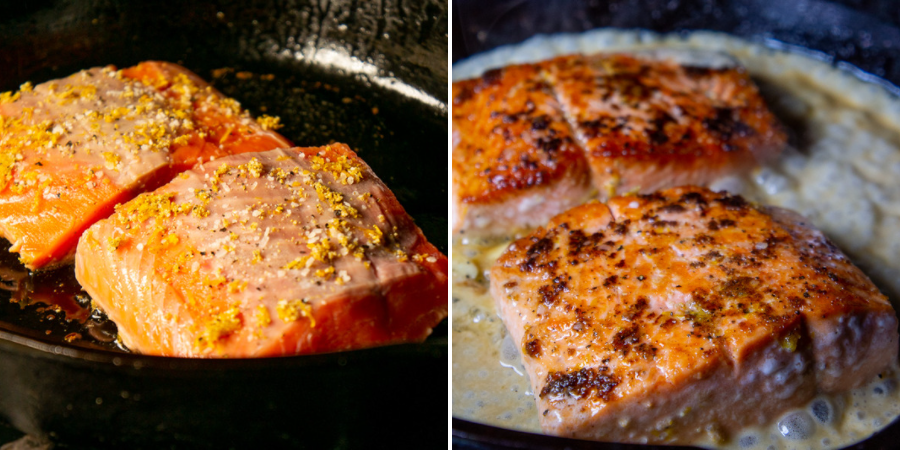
[451,30,900,449]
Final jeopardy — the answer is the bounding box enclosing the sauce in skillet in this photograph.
[452,30,900,449]
[0,243,123,352]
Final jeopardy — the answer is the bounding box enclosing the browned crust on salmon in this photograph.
[544,54,786,196]
[452,64,592,236]
[452,52,786,237]
[490,186,897,444]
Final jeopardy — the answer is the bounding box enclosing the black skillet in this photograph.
[452,0,900,449]
[0,0,448,448]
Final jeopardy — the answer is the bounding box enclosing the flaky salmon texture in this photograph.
[490,186,898,444]
[0,62,290,270]
[75,144,448,358]
[452,51,786,237]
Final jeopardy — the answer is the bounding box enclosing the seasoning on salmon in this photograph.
[0,62,291,270]
[452,51,786,237]
[75,144,448,358]
[490,186,897,444]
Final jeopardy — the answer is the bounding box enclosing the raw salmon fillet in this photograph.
[0,62,290,270]
[490,186,897,444]
[75,144,448,358]
[452,51,785,237]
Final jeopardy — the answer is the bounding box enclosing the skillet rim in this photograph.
[0,0,450,372]
[0,326,448,371]
[450,1,900,448]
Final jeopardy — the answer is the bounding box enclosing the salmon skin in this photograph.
[490,186,897,444]
[0,62,291,270]
[75,144,448,358]
[452,51,786,237]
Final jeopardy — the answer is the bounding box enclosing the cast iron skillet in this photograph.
[452,1,900,449]
[0,0,448,449]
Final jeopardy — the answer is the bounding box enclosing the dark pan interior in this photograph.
[0,0,448,448]
[451,1,900,450]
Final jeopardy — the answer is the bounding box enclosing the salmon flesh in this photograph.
[490,186,898,444]
[0,62,291,269]
[75,144,448,357]
[452,51,786,237]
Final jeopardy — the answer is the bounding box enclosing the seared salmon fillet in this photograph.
[544,52,786,196]
[490,186,897,444]
[452,64,592,237]
[0,62,290,270]
[452,51,785,237]
[75,144,448,357]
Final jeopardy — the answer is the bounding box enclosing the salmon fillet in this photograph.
[452,51,785,237]
[75,144,448,358]
[0,62,291,270]
[452,64,592,237]
[544,52,786,196]
[490,186,897,444]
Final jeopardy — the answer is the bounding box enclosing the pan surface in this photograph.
[0,0,448,448]
[452,1,900,449]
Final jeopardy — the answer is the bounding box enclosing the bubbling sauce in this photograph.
[452,30,900,449]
